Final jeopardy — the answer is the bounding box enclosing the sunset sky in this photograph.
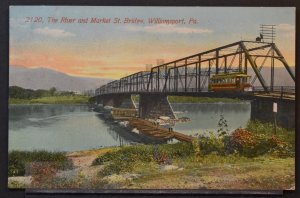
[10,7,295,79]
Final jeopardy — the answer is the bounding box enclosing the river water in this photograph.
[9,102,251,152]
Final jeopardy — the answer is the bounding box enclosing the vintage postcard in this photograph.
[8,6,295,190]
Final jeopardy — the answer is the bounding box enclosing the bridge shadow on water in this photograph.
[94,108,166,146]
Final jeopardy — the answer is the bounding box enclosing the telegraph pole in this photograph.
[260,24,276,92]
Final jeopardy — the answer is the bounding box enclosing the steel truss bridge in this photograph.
[95,41,295,96]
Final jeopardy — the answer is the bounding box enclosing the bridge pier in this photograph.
[139,94,176,119]
[98,94,136,109]
[251,97,295,129]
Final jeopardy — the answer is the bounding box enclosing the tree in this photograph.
[49,87,57,96]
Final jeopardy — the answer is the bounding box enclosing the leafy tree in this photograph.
[49,87,57,96]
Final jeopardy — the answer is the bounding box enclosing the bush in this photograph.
[93,145,154,176]
[8,150,73,177]
[198,133,226,155]
[246,120,295,150]
[93,142,194,176]
[225,128,294,157]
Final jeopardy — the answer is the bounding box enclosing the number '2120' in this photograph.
[25,17,43,23]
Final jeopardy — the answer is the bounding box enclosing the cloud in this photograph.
[33,27,75,38]
[126,24,213,34]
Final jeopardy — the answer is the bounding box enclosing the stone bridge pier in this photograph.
[138,94,176,119]
[97,94,136,109]
[96,93,176,119]
[251,96,295,129]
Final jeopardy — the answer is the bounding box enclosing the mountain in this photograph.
[9,65,113,92]
[9,65,295,92]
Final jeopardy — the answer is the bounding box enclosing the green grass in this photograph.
[130,154,294,189]
[91,141,294,189]
[8,150,73,177]
[168,96,242,103]
[9,98,31,104]
[9,95,89,104]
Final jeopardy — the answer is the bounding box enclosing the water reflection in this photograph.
[95,111,165,145]
[171,102,251,136]
[9,102,251,152]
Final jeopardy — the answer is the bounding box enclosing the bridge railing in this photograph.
[252,86,295,98]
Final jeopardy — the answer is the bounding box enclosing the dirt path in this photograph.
[66,147,118,168]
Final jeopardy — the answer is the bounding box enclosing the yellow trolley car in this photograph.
[209,73,252,92]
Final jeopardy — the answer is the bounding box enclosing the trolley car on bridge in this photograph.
[209,73,252,92]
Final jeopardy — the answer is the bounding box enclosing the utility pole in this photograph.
[260,24,276,92]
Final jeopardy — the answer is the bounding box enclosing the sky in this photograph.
[10,6,295,79]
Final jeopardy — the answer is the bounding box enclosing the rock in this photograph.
[8,176,32,186]
[122,173,141,180]
[159,116,170,121]
[160,165,179,171]
[102,173,141,185]
[132,128,139,134]
[102,174,127,184]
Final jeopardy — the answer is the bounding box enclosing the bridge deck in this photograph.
[128,118,194,142]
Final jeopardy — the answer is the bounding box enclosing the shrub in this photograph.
[30,162,58,188]
[153,146,172,165]
[93,142,194,176]
[94,145,154,176]
[225,128,294,157]
[8,150,73,177]
[246,120,294,148]
[268,135,294,158]
[198,132,225,155]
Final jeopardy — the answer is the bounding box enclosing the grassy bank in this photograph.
[9,95,89,104]
[8,120,295,189]
[89,120,294,189]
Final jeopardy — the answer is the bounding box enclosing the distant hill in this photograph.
[9,65,295,92]
[9,65,113,92]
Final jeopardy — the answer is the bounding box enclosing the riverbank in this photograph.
[8,120,295,189]
[9,95,89,104]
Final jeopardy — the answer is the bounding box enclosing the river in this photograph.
[9,102,251,152]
